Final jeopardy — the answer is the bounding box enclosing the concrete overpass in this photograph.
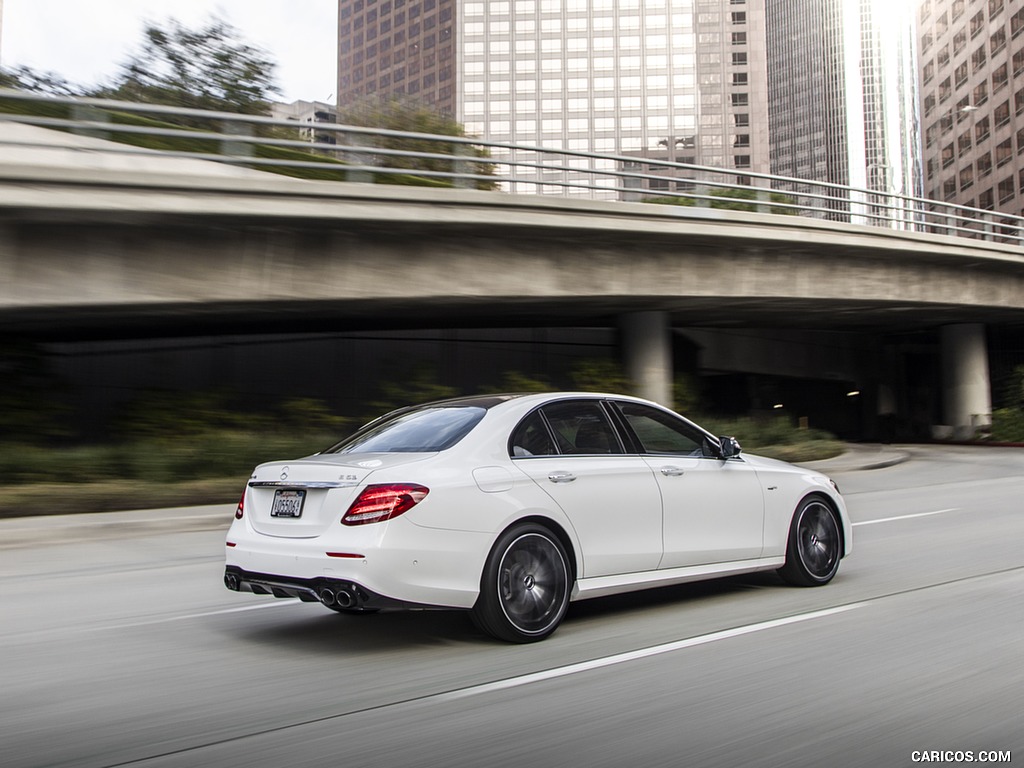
[3,121,1024,437]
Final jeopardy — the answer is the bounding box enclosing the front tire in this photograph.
[472,524,570,643]
[778,496,842,587]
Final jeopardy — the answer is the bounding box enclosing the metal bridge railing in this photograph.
[2,89,1021,246]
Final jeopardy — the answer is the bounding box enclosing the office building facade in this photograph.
[337,0,770,195]
[918,0,1024,218]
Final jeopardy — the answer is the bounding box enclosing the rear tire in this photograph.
[778,496,842,587]
[472,523,570,643]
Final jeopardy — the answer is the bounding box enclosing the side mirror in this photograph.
[718,435,742,459]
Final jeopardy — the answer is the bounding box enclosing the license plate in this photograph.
[271,489,306,518]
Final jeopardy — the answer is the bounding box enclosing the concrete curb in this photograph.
[797,444,913,474]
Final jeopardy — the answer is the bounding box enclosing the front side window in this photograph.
[326,406,485,453]
[616,402,707,456]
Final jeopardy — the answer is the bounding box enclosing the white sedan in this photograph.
[224,393,852,642]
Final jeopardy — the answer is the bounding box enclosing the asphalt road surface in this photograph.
[2,445,1021,768]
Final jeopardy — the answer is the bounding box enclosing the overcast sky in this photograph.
[0,1,338,104]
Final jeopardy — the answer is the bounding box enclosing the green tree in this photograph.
[340,97,497,190]
[646,187,798,215]
[92,17,280,115]
[0,65,77,96]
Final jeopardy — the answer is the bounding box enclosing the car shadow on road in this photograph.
[565,571,784,623]
[221,572,785,654]
[223,605,481,654]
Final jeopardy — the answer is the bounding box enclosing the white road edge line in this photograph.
[435,603,867,703]
[853,508,959,527]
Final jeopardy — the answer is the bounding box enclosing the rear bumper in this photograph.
[223,566,444,611]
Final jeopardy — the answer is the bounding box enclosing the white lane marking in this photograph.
[436,603,866,702]
[853,508,959,527]
[84,600,302,632]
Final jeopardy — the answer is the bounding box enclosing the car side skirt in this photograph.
[571,557,786,601]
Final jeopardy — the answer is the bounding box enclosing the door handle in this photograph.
[660,466,685,477]
[547,471,577,483]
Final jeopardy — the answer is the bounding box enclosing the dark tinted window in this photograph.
[617,402,705,455]
[326,406,484,453]
[509,410,557,457]
[541,401,623,455]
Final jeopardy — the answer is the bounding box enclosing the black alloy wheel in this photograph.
[778,497,842,587]
[472,524,570,643]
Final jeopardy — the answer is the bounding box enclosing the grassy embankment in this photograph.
[0,416,844,518]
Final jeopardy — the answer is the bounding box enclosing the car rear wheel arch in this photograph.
[508,515,578,583]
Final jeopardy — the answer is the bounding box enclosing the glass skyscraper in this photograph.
[766,0,922,221]
[337,0,770,195]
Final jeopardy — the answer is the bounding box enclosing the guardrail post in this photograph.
[982,212,995,241]
[343,133,374,183]
[755,188,770,214]
[452,143,472,189]
[221,121,253,159]
[70,104,110,140]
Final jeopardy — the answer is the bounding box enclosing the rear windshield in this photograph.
[324,406,486,454]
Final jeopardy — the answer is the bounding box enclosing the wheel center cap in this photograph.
[523,574,536,590]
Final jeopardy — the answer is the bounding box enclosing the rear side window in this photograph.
[541,401,623,455]
[509,411,557,457]
[326,407,485,454]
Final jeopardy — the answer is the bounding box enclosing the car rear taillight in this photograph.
[342,483,429,526]
[235,489,245,520]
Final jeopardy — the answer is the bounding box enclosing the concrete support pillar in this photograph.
[940,324,992,438]
[620,311,672,407]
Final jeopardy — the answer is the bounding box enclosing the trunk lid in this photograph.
[246,452,433,537]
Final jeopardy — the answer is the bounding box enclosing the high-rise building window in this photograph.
[956,62,970,87]
[989,0,1005,18]
[993,63,1009,92]
[1013,8,1024,38]
[972,44,988,72]
[979,188,995,209]
[960,165,974,189]
[975,80,989,105]
[998,175,1014,203]
[952,0,965,22]
[954,29,967,55]
[971,12,986,39]
[995,100,1011,127]
[997,137,1014,165]
[978,151,993,177]
[942,143,956,167]
[991,28,1007,55]
[976,115,992,141]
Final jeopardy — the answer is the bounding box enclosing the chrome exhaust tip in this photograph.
[319,588,336,606]
[334,589,355,609]
[224,573,240,591]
